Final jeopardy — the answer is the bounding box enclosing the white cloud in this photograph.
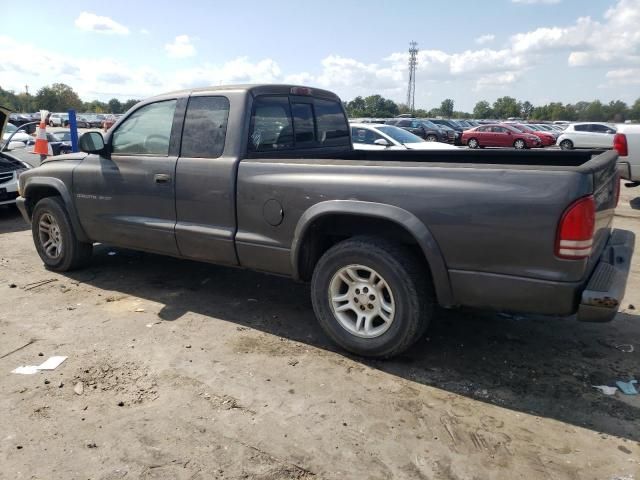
[512,0,561,4]
[511,0,640,67]
[165,35,196,58]
[604,68,640,85]
[474,72,523,91]
[140,29,150,35]
[475,34,495,45]
[74,12,129,35]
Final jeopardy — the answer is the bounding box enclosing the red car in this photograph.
[462,124,541,149]
[510,123,556,147]
[102,114,118,131]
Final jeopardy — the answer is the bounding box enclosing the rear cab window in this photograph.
[181,96,230,158]
[248,94,349,153]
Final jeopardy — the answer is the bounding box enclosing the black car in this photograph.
[75,116,92,129]
[385,118,448,142]
[427,118,466,144]
[9,113,36,134]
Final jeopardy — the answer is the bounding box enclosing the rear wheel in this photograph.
[426,134,437,142]
[311,236,433,358]
[467,138,479,149]
[32,197,93,272]
[560,139,574,150]
[513,139,526,149]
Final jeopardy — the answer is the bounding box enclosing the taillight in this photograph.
[613,133,628,156]
[556,196,595,259]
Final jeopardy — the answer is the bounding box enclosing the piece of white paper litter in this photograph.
[11,366,40,375]
[592,385,617,395]
[37,356,67,370]
[11,356,68,375]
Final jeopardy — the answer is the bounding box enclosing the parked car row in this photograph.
[9,112,123,130]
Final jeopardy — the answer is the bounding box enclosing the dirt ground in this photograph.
[0,186,639,480]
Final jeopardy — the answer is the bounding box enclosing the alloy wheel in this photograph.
[329,264,395,339]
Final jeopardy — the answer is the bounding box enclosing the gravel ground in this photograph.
[0,183,638,480]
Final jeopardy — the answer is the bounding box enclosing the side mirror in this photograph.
[374,138,391,147]
[79,131,107,155]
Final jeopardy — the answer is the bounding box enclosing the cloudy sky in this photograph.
[1,0,639,110]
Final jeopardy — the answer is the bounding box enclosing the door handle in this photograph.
[154,174,171,184]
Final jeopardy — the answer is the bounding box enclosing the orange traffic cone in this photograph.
[33,110,51,157]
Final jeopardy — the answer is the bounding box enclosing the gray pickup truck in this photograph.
[15,85,635,358]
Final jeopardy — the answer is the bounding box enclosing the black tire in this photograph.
[467,138,479,149]
[559,139,573,150]
[513,139,527,149]
[426,134,438,142]
[31,196,92,272]
[311,236,434,358]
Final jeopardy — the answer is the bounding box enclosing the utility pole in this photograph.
[406,41,418,113]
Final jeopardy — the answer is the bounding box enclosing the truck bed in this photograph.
[253,147,611,169]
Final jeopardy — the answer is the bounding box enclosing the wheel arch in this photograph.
[23,177,90,242]
[291,200,454,307]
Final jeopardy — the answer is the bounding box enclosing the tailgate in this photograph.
[581,150,620,271]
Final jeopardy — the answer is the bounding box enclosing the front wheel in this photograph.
[31,197,93,271]
[426,134,437,142]
[467,138,479,149]
[513,139,526,149]
[559,139,573,150]
[311,237,433,358]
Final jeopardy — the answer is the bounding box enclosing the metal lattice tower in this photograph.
[406,41,418,112]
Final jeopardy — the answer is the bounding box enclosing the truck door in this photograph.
[174,95,239,265]
[74,99,181,254]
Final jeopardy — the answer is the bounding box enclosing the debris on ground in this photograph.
[108,251,117,256]
[74,382,84,395]
[615,380,638,395]
[593,385,618,395]
[0,339,37,360]
[37,356,68,370]
[11,356,67,375]
[23,279,57,291]
[615,344,635,353]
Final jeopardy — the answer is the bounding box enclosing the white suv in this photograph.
[557,123,616,150]
[48,113,69,127]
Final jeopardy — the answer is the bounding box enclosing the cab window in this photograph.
[248,96,293,152]
[112,100,177,156]
[181,96,230,158]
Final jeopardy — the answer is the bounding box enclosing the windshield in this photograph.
[6,123,17,133]
[375,125,425,144]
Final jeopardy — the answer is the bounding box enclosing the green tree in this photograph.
[108,98,123,114]
[521,101,534,119]
[630,98,640,121]
[121,99,140,112]
[605,100,628,122]
[0,87,20,110]
[35,83,82,112]
[345,95,399,118]
[439,99,454,118]
[492,96,521,119]
[584,100,606,121]
[346,96,367,117]
[473,100,493,118]
[83,100,109,113]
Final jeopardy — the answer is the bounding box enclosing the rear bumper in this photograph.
[449,229,635,320]
[577,229,635,322]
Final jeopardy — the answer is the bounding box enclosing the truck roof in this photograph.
[154,84,341,102]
